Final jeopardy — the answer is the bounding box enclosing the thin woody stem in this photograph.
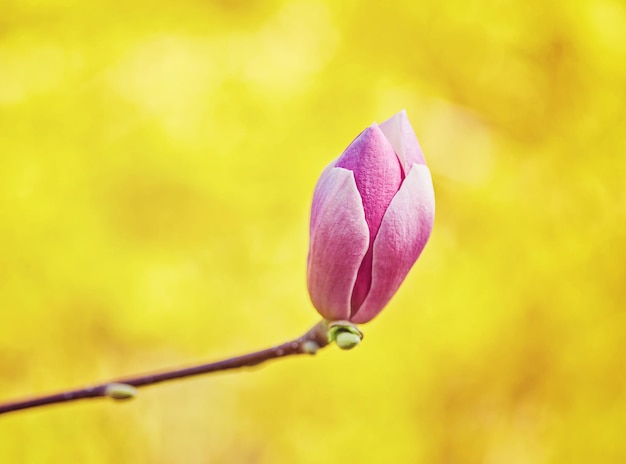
[0,320,331,416]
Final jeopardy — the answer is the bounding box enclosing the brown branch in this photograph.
[0,320,334,416]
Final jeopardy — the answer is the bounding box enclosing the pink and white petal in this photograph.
[335,123,403,239]
[351,164,434,323]
[309,158,338,234]
[379,110,426,174]
[307,167,370,321]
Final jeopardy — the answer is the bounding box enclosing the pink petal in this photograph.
[334,123,403,314]
[379,110,426,174]
[309,160,338,234]
[350,164,435,324]
[335,124,403,239]
[307,167,370,321]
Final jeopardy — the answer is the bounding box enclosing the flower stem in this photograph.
[0,320,331,416]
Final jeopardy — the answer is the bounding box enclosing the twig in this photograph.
[0,320,362,416]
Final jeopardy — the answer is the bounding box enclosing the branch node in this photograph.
[302,341,320,354]
[105,383,138,401]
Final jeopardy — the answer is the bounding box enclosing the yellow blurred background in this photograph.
[1,0,625,462]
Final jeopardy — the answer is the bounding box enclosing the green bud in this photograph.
[105,383,138,401]
[302,340,320,354]
[335,331,361,350]
[326,320,363,349]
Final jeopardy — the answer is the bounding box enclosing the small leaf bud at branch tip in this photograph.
[335,331,361,350]
[325,320,363,350]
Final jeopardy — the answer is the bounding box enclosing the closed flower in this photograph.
[307,110,435,324]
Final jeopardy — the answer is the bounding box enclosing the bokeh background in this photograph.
[1,0,625,462]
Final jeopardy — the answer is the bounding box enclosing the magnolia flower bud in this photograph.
[307,110,435,324]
